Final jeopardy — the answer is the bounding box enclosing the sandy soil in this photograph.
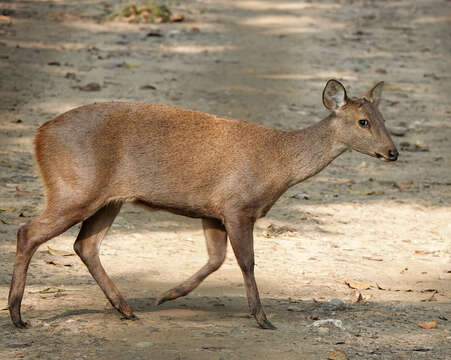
[0,0,450,359]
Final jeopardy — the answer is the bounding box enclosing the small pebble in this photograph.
[389,126,408,137]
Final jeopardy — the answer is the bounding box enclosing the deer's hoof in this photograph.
[258,318,277,330]
[13,319,29,329]
[121,313,139,321]
[155,296,166,306]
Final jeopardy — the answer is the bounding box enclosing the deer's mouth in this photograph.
[375,151,398,162]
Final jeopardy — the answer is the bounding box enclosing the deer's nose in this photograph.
[388,149,398,161]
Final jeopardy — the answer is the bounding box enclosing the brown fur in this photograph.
[9,80,397,329]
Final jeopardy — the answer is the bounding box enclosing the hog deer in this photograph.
[9,80,398,329]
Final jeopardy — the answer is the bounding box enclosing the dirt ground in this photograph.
[0,0,450,359]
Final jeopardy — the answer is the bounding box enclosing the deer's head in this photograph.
[323,79,398,161]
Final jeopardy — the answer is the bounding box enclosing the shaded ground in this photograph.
[0,0,450,359]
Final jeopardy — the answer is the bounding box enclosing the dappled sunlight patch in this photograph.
[62,19,122,33]
[159,44,235,54]
[237,14,346,35]
[231,1,340,11]
[414,16,451,24]
[257,71,358,82]
[239,14,316,26]
[0,38,86,51]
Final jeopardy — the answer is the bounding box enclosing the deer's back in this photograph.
[35,102,285,217]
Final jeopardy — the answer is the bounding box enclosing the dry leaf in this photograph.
[395,181,413,192]
[415,140,429,151]
[328,349,348,360]
[15,187,33,196]
[354,291,371,303]
[355,292,364,303]
[362,256,383,262]
[418,321,437,329]
[376,283,386,290]
[170,13,184,22]
[0,218,21,225]
[30,287,65,294]
[47,246,74,257]
[345,280,371,290]
[12,353,25,359]
[421,290,438,302]
[385,84,402,91]
[45,260,72,267]
[124,63,140,69]
[140,84,157,90]
[348,189,384,196]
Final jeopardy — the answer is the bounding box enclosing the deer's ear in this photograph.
[364,81,384,107]
[322,79,348,112]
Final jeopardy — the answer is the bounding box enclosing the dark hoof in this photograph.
[258,318,277,330]
[13,319,29,329]
[121,313,139,321]
[155,296,167,306]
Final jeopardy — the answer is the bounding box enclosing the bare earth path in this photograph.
[0,0,450,359]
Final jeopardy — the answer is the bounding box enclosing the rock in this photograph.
[75,82,101,92]
[310,312,320,320]
[317,327,329,335]
[65,72,77,79]
[147,31,162,37]
[389,126,408,137]
[168,29,181,37]
[412,346,433,352]
[400,141,411,150]
[400,140,429,152]
[322,298,346,311]
[291,193,309,200]
[311,319,345,330]
[287,305,302,312]
[140,84,157,90]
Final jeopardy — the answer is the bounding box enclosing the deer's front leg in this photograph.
[225,215,276,330]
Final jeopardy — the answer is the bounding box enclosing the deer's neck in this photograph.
[284,115,348,187]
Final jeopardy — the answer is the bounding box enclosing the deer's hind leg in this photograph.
[156,218,227,305]
[73,202,136,320]
[9,201,94,328]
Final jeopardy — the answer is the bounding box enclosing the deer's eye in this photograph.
[359,119,370,128]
